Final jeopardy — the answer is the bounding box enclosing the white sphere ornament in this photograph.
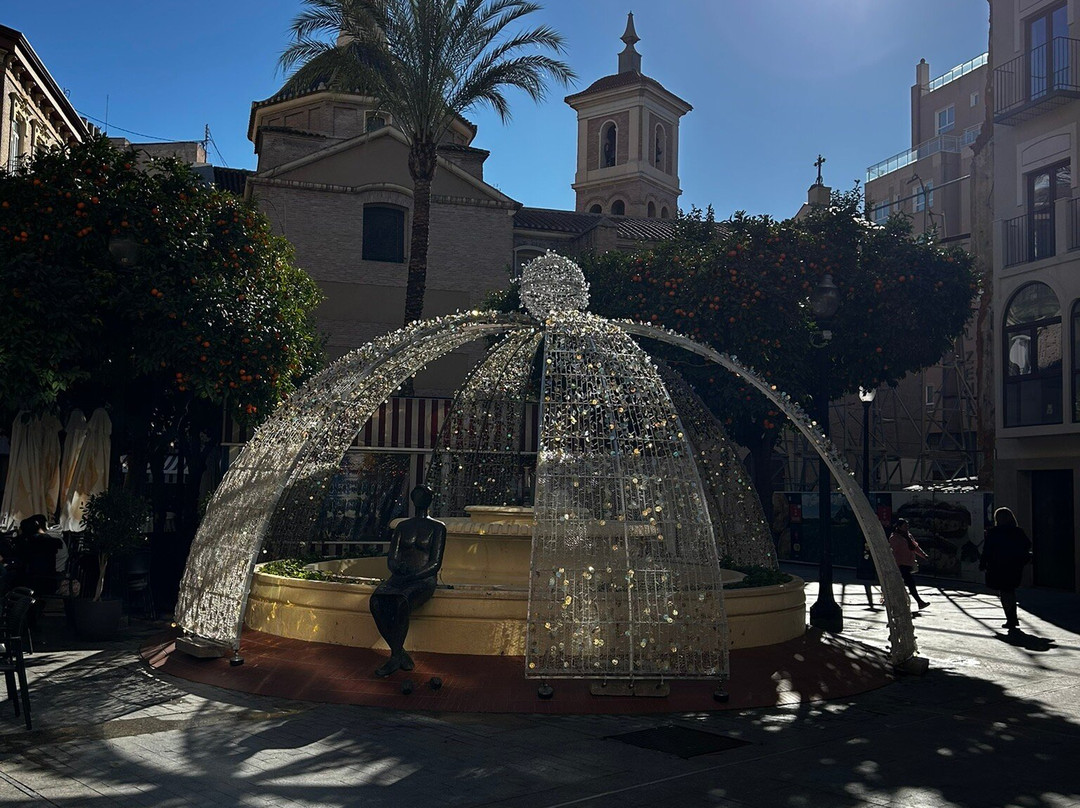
[519,252,590,319]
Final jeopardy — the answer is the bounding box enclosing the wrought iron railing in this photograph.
[1070,198,1080,251]
[995,37,1080,122]
[1003,211,1056,267]
[1003,214,1028,267]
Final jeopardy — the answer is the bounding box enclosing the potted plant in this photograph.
[71,488,150,638]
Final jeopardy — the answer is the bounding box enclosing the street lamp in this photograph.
[858,387,877,497]
[808,273,843,633]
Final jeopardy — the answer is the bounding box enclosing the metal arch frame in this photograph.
[175,305,916,667]
[619,321,917,666]
[175,311,532,651]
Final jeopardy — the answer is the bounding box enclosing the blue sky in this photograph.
[5,1,989,220]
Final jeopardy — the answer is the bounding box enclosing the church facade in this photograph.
[243,14,690,392]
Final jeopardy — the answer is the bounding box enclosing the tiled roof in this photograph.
[616,217,679,241]
[514,207,680,243]
[514,207,603,235]
[565,71,692,110]
[213,167,252,195]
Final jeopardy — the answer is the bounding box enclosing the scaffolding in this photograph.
[776,327,980,492]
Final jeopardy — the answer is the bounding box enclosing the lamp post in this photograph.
[859,387,877,498]
[808,273,843,633]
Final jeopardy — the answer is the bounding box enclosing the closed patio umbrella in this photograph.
[59,408,112,532]
[57,410,89,531]
[0,412,62,531]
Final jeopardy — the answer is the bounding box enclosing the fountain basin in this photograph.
[245,506,805,655]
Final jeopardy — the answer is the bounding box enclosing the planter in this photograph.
[70,598,123,640]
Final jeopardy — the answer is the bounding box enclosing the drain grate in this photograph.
[606,725,751,759]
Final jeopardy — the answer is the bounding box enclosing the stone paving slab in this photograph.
[1,569,1079,807]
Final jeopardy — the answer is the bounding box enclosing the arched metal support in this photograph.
[618,321,917,667]
[174,311,531,651]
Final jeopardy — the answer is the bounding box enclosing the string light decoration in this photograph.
[173,254,916,669]
[526,310,728,681]
[430,330,542,517]
[656,360,777,570]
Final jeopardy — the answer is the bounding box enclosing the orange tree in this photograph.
[572,190,977,510]
[0,137,323,550]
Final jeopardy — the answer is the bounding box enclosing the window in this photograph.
[660,206,670,219]
[1004,282,1062,427]
[925,385,936,409]
[515,249,543,278]
[647,201,656,218]
[601,122,617,168]
[611,200,625,216]
[915,181,934,212]
[654,123,666,172]
[589,203,602,214]
[362,205,405,263]
[1028,161,1070,261]
[872,201,889,224]
[1028,3,1069,100]
[1072,301,1080,421]
[936,105,955,134]
[8,116,22,174]
[970,91,979,108]
[365,112,387,132]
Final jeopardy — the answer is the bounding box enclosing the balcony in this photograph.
[995,37,1080,124]
[928,52,988,92]
[1001,197,1077,268]
[866,130,977,182]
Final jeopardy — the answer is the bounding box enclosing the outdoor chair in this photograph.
[123,551,155,620]
[8,586,34,655]
[0,589,34,729]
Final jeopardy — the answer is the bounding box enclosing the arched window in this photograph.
[1004,282,1062,426]
[654,123,666,172]
[611,200,625,216]
[601,122,617,168]
[660,206,670,219]
[589,203,603,214]
[362,204,406,263]
[366,111,387,132]
[647,201,656,218]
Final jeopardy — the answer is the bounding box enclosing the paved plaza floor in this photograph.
[1,564,1079,807]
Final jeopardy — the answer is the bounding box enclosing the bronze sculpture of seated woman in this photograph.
[369,485,446,677]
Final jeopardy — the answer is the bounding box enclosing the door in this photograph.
[1031,469,1076,590]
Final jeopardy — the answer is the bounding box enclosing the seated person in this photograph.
[369,485,446,678]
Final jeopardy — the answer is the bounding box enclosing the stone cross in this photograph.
[814,154,826,185]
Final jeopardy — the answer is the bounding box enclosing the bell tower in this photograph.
[565,13,692,219]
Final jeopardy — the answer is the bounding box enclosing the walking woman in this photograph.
[889,519,929,609]
[980,507,1032,630]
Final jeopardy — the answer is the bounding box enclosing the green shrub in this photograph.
[260,558,331,581]
[719,556,792,589]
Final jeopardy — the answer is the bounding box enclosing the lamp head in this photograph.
[810,273,840,320]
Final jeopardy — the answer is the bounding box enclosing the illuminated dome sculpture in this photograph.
[175,253,918,679]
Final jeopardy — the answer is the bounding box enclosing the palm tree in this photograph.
[280,0,575,327]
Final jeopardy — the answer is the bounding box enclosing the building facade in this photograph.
[781,54,990,496]
[989,0,1080,591]
[245,16,688,394]
[0,24,87,173]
